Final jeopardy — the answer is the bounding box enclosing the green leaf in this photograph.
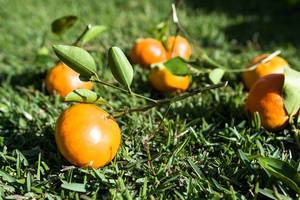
[163,56,189,76]
[61,183,87,192]
[209,68,225,84]
[283,67,300,116]
[0,170,16,183]
[238,150,254,174]
[149,21,169,42]
[64,89,111,107]
[108,46,133,91]
[37,47,49,56]
[53,45,97,79]
[51,15,78,35]
[259,188,292,200]
[187,158,205,178]
[81,25,107,45]
[258,157,300,194]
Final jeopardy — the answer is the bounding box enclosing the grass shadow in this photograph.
[184,0,300,46]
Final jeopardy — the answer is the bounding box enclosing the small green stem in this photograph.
[131,92,157,103]
[72,24,92,46]
[292,125,300,150]
[91,78,157,103]
[158,81,227,104]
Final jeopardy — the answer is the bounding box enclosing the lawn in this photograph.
[0,0,299,199]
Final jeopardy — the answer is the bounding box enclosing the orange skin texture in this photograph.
[166,35,192,60]
[130,38,167,67]
[149,67,190,92]
[243,54,288,90]
[245,74,289,131]
[55,104,121,168]
[45,62,93,97]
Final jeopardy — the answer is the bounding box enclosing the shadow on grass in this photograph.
[1,118,63,170]
[184,0,300,46]
[0,70,47,92]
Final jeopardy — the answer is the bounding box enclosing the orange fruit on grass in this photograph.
[45,62,93,97]
[245,74,289,131]
[166,35,192,60]
[149,67,190,92]
[55,104,121,168]
[130,38,167,67]
[243,54,289,90]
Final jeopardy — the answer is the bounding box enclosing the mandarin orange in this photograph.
[166,35,192,60]
[243,54,288,90]
[130,38,167,67]
[245,74,289,131]
[149,67,190,92]
[55,104,121,168]
[45,62,93,97]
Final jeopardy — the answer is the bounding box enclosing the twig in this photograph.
[113,82,227,117]
[91,78,157,103]
[72,24,92,46]
[188,50,283,75]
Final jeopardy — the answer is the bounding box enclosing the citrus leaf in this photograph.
[64,89,111,107]
[163,56,189,76]
[283,67,300,116]
[53,45,97,79]
[0,170,16,183]
[209,68,225,84]
[81,25,107,45]
[61,183,87,192]
[108,46,133,91]
[51,15,78,35]
[258,157,300,194]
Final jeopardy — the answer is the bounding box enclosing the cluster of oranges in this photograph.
[45,63,121,168]
[243,54,290,131]
[45,32,294,169]
[45,35,192,169]
[130,36,192,92]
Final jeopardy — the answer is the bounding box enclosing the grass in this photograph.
[0,0,299,199]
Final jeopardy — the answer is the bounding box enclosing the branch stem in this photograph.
[113,82,227,117]
[91,79,157,103]
[72,24,92,46]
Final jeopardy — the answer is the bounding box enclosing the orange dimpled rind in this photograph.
[130,38,167,67]
[166,35,192,60]
[45,62,93,97]
[245,74,289,131]
[55,104,121,168]
[149,67,190,92]
[243,54,288,90]
[130,35,192,68]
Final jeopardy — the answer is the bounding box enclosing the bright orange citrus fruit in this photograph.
[166,35,192,60]
[55,104,121,168]
[245,74,289,131]
[45,62,93,97]
[243,54,288,90]
[149,67,190,92]
[130,38,167,67]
